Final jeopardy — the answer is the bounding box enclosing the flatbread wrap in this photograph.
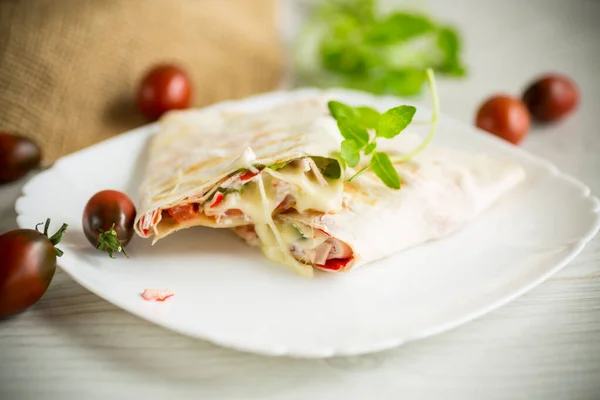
[134,95,346,258]
[134,90,525,277]
[234,134,525,276]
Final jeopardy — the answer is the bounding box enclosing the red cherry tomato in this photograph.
[475,95,531,145]
[136,64,192,120]
[0,132,41,183]
[0,219,67,318]
[522,74,579,122]
[82,190,136,258]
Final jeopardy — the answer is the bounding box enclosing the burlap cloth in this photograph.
[0,0,283,164]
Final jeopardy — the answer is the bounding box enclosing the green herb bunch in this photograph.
[294,0,465,97]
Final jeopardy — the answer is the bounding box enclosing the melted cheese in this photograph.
[254,174,314,277]
[204,184,265,226]
[285,222,329,251]
[205,161,342,222]
[264,164,343,213]
[163,159,343,275]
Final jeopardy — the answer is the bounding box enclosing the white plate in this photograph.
[15,89,600,358]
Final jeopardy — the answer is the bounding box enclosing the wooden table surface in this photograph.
[1,1,600,399]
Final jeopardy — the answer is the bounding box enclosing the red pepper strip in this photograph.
[240,171,257,181]
[209,192,224,208]
[317,258,353,271]
[167,204,198,223]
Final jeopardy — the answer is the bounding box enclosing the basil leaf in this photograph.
[366,13,434,44]
[321,40,377,76]
[438,27,466,77]
[322,160,342,179]
[370,152,401,189]
[438,27,459,59]
[341,139,361,168]
[376,105,416,138]
[337,117,370,148]
[318,12,377,74]
[355,106,381,129]
[312,157,342,180]
[378,69,427,97]
[364,142,377,155]
[441,62,466,76]
[328,101,357,121]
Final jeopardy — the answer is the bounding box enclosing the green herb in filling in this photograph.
[311,157,342,180]
[268,161,290,171]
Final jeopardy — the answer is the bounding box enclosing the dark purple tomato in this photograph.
[0,132,42,183]
[522,74,579,122]
[0,220,67,318]
[82,190,136,258]
[136,64,192,120]
[476,95,531,145]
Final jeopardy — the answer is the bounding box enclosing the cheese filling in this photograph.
[205,164,342,220]
[252,173,314,276]
[153,157,350,275]
[233,218,354,273]
[159,157,343,228]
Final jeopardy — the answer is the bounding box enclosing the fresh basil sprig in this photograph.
[329,102,414,189]
[328,68,439,190]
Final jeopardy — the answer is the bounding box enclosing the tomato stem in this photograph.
[96,223,129,259]
[36,218,68,257]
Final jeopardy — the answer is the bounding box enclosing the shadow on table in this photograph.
[0,170,40,233]
[32,283,408,398]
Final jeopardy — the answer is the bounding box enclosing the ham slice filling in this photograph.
[292,237,353,269]
[240,224,354,270]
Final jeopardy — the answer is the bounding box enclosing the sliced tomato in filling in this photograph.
[317,257,353,271]
[240,171,257,181]
[167,203,198,223]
